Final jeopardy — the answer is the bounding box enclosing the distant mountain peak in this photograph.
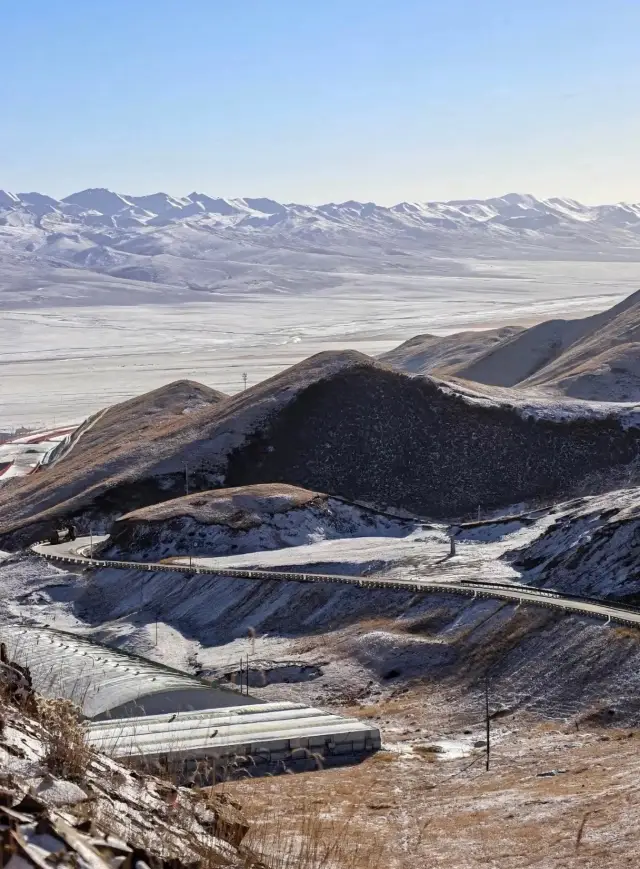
[126,192,189,214]
[241,197,286,215]
[62,188,135,215]
[498,192,540,206]
[17,192,60,206]
[186,192,241,215]
[0,190,20,207]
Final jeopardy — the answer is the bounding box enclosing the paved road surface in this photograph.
[32,536,640,629]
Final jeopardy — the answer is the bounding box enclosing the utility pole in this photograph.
[242,372,248,391]
[449,526,458,557]
[485,671,491,772]
[246,654,250,695]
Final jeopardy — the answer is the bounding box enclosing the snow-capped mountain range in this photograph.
[4,187,640,235]
[2,187,640,306]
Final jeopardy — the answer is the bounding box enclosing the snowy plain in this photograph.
[3,187,640,426]
[2,259,639,429]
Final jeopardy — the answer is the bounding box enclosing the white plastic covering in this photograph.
[0,624,253,719]
[88,701,381,763]
[0,623,380,767]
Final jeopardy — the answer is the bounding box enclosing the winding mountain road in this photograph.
[32,536,640,629]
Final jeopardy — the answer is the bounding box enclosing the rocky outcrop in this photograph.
[224,361,640,517]
[0,690,252,868]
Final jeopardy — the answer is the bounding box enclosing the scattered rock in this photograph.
[33,777,89,808]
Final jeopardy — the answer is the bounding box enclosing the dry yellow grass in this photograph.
[229,689,640,869]
[123,483,324,524]
[612,624,640,640]
[240,797,389,869]
[413,745,442,758]
[37,697,92,781]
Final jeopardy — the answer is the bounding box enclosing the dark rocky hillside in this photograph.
[224,362,639,516]
[1,352,640,547]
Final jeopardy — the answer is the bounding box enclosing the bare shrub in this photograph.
[37,697,92,780]
[414,745,443,761]
[370,751,397,764]
[613,625,640,640]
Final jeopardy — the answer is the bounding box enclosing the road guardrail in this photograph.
[31,539,640,630]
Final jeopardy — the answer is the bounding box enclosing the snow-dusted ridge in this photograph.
[105,483,415,562]
[433,377,640,426]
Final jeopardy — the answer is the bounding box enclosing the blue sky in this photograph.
[2,0,639,203]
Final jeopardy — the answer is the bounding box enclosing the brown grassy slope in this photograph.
[379,325,523,374]
[61,377,226,462]
[2,350,640,547]
[454,289,640,390]
[233,707,640,869]
[120,482,323,524]
[530,342,640,401]
[0,378,225,542]
[0,352,364,545]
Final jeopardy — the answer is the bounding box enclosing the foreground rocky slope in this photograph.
[0,682,253,867]
[2,351,640,547]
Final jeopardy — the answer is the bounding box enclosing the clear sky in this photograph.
[2,0,640,204]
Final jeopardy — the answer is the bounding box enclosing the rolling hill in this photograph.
[378,326,524,375]
[105,483,413,561]
[1,351,639,548]
[383,290,640,401]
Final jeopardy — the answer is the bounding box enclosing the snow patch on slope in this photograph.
[107,486,418,561]
[434,377,640,426]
